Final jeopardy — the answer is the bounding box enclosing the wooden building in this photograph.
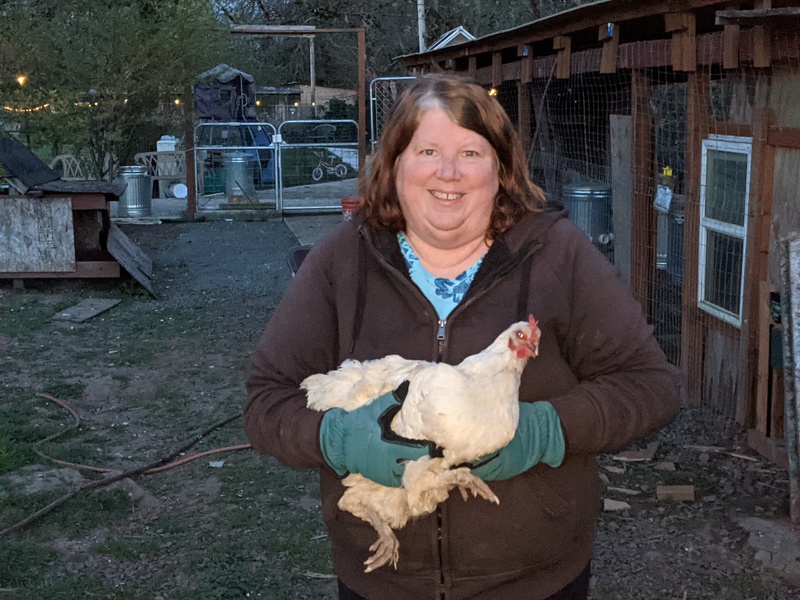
[399,0,800,465]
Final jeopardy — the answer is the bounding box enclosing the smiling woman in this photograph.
[244,73,682,600]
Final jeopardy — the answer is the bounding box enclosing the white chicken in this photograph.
[301,315,541,572]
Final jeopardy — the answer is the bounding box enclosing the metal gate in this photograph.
[277,119,359,214]
[370,76,416,149]
[194,121,278,213]
[192,79,416,215]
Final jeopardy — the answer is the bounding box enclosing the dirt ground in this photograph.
[1,217,800,599]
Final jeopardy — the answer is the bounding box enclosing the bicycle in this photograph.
[311,150,348,181]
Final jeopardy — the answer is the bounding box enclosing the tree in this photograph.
[0,0,229,178]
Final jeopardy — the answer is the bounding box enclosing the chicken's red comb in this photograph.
[528,314,541,343]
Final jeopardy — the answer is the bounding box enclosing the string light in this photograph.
[16,75,27,87]
[3,103,50,113]
[173,98,181,106]
[488,88,498,97]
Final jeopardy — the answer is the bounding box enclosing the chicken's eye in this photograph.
[516,331,526,339]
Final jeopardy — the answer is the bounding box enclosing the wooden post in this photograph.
[610,115,634,285]
[630,70,655,313]
[357,27,367,169]
[182,83,196,220]
[468,55,477,81]
[518,81,532,158]
[738,105,775,426]
[779,234,800,526]
[682,70,711,405]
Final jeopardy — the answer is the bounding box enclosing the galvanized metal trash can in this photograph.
[223,152,256,203]
[561,183,613,245]
[118,165,152,217]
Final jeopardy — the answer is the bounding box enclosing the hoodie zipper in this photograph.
[360,230,543,599]
[437,320,447,355]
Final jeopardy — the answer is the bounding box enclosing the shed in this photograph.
[193,64,257,122]
[0,139,154,294]
[399,0,800,466]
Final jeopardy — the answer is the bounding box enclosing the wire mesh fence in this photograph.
[484,31,800,428]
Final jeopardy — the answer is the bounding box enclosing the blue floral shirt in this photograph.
[398,232,484,320]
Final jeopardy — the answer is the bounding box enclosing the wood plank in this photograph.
[554,36,571,79]
[106,221,156,296]
[722,3,742,71]
[723,23,741,70]
[768,127,800,149]
[600,23,620,74]
[738,104,775,426]
[70,194,110,210]
[521,52,533,85]
[704,329,741,416]
[657,485,695,502]
[747,428,789,468]
[682,71,711,406]
[0,196,75,273]
[665,12,697,72]
[517,81,532,158]
[492,52,502,88]
[753,0,773,68]
[468,55,477,80]
[755,281,777,433]
[631,71,655,313]
[0,261,120,279]
[52,298,122,323]
[780,234,800,525]
[610,114,634,285]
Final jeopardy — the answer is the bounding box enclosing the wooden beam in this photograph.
[521,51,534,85]
[630,70,655,313]
[665,12,697,72]
[738,102,774,427]
[716,7,800,25]
[0,261,120,279]
[753,0,772,68]
[356,27,367,167]
[682,71,711,406]
[70,194,109,210]
[468,55,477,81]
[610,115,634,285]
[517,81,532,159]
[599,23,620,74]
[492,52,503,88]
[747,428,789,468]
[553,35,571,79]
[768,127,800,149]
[723,2,741,71]
[755,281,778,433]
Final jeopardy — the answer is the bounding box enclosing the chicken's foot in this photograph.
[442,467,499,504]
[364,523,400,573]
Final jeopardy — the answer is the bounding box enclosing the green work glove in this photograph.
[470,401,565,481]
[319,388,430,488]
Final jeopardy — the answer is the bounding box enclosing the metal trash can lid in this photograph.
[119,165,148,175]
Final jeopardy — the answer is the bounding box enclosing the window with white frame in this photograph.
[698,135,752,327]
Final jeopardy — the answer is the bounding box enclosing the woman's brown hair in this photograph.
[360,73,546,238]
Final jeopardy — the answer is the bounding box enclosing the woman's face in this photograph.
[395,108,499,250]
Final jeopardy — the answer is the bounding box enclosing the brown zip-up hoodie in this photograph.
[244,208,682,599]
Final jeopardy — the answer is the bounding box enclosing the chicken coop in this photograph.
[399,0,800,468]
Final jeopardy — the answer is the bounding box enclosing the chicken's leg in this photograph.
[338,475,411,572]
